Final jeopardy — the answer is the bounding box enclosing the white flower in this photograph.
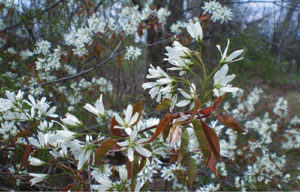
[92,175,113,191]
[61,113,82,126]
[29,157,45,166]
[28,131,50,148]
[186,22,203,42]
[176,83,197,108]
[0,98,13,112]
[124,46,141,60]
[216,39,244,63]
[213,64,239,97]
[157,7,171,25]
[202,0,221,14]
[29,173,48,186]
[212,6,233,23]
[117,126,152,162]
[165,41,191,76]
[114,104,139,135]
[83,94,105,117]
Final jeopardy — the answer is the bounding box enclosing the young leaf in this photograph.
[192,119,211,161]
[132,101,143,125]
[131,154,139,183]
[19,144,32,170]
[169,119,181,144]
[14,129,32,142]
[94,139,119,164]
[142,113,173,144]
[110,117,122,137]
[217,115,244,132]
[155,98,173,111]
[178,129,189,162]
[208,153,218,176]
[188,158,198,189]
[200,121,221,161]
[213,94,225,108]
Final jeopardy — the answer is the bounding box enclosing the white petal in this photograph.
[115,114,124,125]
[221,87,239,93]
[135,146,152,157]
[84,104,98,115]
[117,140,129,147]
[125,128,132,136]
[129,113,139,125]
[125,105,133,123]
[176,100,190,107]
[225,49,244,62]
[128,147,134,162]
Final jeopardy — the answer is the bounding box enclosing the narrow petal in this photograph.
[115,114,124,125]
[128,147,134,161]
[135,146,152,157]
[129,113,139,125]
[225,49,244,62]
[176,100,190,107]
[125,105,133,123]
[117,140,129,147]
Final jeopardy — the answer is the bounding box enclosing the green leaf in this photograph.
[131,154,139,184]
[188,158,198,189]
[178,129,189,162]
[94,139,118,164]
[155,98,173,111]
[192,119,211,161]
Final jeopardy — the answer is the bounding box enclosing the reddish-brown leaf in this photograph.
[19,144,32,170]
[94,139,119,164]
[208,153,218,176]
[199,106,213,115]
[110,117,122,137]
[169,149,179,165]
[14,129,32,142]
[138,23,144,37]
[132,101,143,125]
[200,121,220,161]
[199,14,211,22]
[169,119,181,143]
[217,115,244,132]
[117,56,122,69]
[62,183,75,192]
[126,158,132,179]
[213,94,225,108]
[142,113,173,144]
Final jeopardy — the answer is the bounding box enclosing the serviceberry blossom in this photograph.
[124,46,141,60]
[216,39,244,63]
[165,41,191,76]
[186,21,203,42]
[114,104,139,135]
[29,173,48,186]
[157,7,171,25]
[212,6,233,23]
[202,0,221,14]
[61,113,82,126]
[213,64,239,97]
[117,125,152,161]
[84,94,105,117]
[176,83,197,108]
[29,157,45,166]
[142,64,174,102]
[273,97,288,118]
